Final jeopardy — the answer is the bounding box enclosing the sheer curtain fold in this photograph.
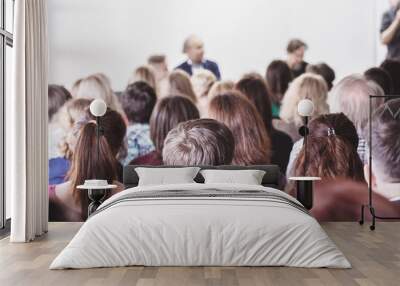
[9,0,48,242]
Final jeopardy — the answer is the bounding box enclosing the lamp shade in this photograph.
[297,99,314,117]
[89,99,107,117]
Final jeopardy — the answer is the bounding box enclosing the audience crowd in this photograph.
[48,36,400,222]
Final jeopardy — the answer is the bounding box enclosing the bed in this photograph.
[50,165,350,269]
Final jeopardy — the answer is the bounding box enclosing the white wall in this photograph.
[49,0,384,91]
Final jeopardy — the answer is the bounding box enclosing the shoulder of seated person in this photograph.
[53,181,72,199]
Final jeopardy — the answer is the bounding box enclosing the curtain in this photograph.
[8,0,48,242]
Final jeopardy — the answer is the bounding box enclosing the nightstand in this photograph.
[77,184,117,217]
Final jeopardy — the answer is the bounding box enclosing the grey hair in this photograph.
[328,74,384,134]
[162,119,234,166]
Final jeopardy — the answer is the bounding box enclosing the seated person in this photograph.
[148,54,169,98]
[120,81,157,165]
[131,95,200,165]
[265,60,293,118]
[175,35,221,80]
[49,108,126,222]
[48,84,72,160]
[290,113,365,183]
[128,65,157,93]
[310,179,400,221]
[364,67,393,96]
[275,73,329,142]
[163,119,234,166]
[366,99,400,204]
[208,91,271,165]
[235,74,293,173]
[306,62,336,91]
[49,98,92,185]
[168,70,197,103]
[191,70,217,117]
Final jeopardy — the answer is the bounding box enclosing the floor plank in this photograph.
[0,222,399,286]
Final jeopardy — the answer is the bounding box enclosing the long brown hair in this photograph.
[293,113,364,182]
[236,74,273,133]
[67,108,126,220]
[208,91,271,165]
[150,95,200,154]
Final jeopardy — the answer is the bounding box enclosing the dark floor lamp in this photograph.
[289,99,321,210]
[359,95,400,231]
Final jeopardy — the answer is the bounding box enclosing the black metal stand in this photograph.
[296,180,313,210]
[87,189,109,217]
[359,95,400,230]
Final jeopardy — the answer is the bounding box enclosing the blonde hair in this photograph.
[128,65,157,91]
[208,80,235,99]
[328,74,384,133]
[54,98,92,159]
[168,70,197,103]
[72,73,123,114]
[191,70,217,99]
[280,73,329,127]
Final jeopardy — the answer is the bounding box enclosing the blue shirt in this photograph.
[49,157,70,185]
[122,123,155,165]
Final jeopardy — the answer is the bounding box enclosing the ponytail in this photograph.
[67,121,119,220]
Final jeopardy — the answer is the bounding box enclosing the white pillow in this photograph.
[200,169,266,185]
[135,167,201,186]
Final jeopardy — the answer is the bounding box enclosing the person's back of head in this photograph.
[191,70,217,99]
[293,113,364,182]
[280,73,329,126]
[380,59,400,95]
[364,67,393,96]
[306,62,336,91]
[208,80,235,99]
[57,98,93,160]
[72,73,122,113]
[265,60,293,105]
[168,70,197,103]
[369,99,400,196]
[147,55,168,81]
[150,95,200,154]
[121,81,157,125]
[235,74,273,133]
[208,91,271,165]
[163,119,234,166]
[48,85,72,122]
[129,65,157,91]
[68,108,126,219]
[328,74,384,134]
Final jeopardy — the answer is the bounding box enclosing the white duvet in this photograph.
[50,183,351,269]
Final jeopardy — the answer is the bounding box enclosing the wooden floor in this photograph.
[0,222,399,286]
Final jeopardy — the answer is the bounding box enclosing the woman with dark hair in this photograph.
[120,81,157,165]
[380,59,400,95]
[292,113,365,182]
[265,60,293,118]
[306,62,336,91]
[235,75,293,173]
[131,95,200,165]
[208,91,271,165]
[364,67,394,96]
[49,108,126,221]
